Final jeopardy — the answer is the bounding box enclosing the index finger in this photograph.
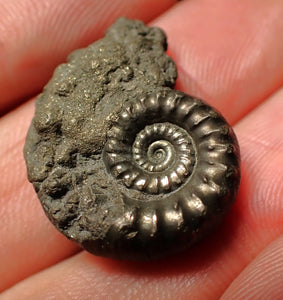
[153,0,283,123]
[0,0,176,115]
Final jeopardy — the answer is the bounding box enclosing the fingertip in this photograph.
[221,235,283,300]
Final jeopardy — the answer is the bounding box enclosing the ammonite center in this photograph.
[105,121,196,194]
[145,140,174,169]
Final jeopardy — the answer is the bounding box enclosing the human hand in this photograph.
[0,0,282,299]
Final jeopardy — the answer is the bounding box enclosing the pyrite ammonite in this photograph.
[24,18,240,260]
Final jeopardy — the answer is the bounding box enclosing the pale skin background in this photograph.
[0,0,282,299]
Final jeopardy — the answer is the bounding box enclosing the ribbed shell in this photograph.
[105,120,195,194]
[98,89,241,260]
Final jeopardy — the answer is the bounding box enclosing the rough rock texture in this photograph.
[24,18,177,258]
[24,18,240,260]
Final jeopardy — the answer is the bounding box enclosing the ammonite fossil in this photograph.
[24,18,240,260]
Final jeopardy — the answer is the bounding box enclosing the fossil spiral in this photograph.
[98,89,240,259]
[24,18,241,261]
[104,119,196,194]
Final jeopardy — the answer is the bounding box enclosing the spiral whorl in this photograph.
[101,89,240,259]
[104,92,198,194]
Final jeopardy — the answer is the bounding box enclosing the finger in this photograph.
[221,235,283,300]
[152,0,283,124]
[0,0,176,115]
[2,0,283,123]
[0,101,80,292]
[2,86,282,299]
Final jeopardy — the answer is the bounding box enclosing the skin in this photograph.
[0,0,282,299]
